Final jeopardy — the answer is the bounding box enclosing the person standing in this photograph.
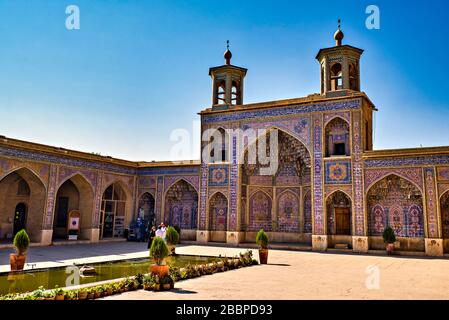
[155,225,163,238]
[147,226,156,249]
[160,223,167,241]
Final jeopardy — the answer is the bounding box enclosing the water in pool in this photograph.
[0,255,220,296]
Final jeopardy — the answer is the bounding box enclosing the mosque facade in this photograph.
[1,26,449,256]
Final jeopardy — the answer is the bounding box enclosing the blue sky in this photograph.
[0,0,448,161]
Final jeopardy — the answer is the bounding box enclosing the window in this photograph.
[330,63,343,91]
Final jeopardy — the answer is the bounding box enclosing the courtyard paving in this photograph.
[2,242,449,299]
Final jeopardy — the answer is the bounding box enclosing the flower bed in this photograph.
[0,250,258,300]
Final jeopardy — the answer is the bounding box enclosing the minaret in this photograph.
[316,20,364,97]
[209,41,247,110]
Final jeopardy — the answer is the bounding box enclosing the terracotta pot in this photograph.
[163,283,171,290]
[55,293,65,301]
[9,253,26,271]
[154,284,161,291]
[87,293,94,300]
[150,264,169,278]
[258,249,268,264]
[94,292,101,299]
[78,291,87,300]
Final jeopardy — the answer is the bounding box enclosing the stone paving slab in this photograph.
[103,248,449,300]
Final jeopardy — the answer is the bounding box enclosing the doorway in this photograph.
[13,203,27,236]
[335,208,350,235]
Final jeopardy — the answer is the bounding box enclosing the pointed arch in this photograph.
[248,190,272,232]
[208,191,228,232]
[326,190,352,235]
[100,181,131,239]
[303,189,312,233]
[164,179,198,230]
[325,116,350,157]
[0,167,47,243]
[440,190,449,241]
[365,172,423,194]
[277,189,300,232]
[138,192,155,226]
[367,174,424,238]
[53,173,95,241]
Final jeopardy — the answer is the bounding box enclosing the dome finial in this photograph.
[224,40,232,65]
[334,18,344,46]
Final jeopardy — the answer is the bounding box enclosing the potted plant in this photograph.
[87,288,95,300]
[383,226,396,255]
[153,275,161,291]
[10,229,30,271]
[256,229,269,264]
[53,286,65,300]
[135,273,144,289]
[166,226,180,255]
[31,286,45,300]
[150,237,170,277]
[43,291,55,300]
[160,275,172,290]
[78,289,88,300]
[143,275,155,291]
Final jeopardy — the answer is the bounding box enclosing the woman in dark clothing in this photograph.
[147,226,157,249]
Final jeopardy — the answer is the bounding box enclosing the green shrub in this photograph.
[383,226,396,244]
[166,226,180,246]
[150,237,170,265]
[13,229,30,255]
[173,225,181,238]
[256,229,269,249]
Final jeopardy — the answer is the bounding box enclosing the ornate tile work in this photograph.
[0,146,136,175]
[138,176,156,188]
[0,158,50,185]
[165,180,198,229]
[325,185,353,198]
[57,166,97,190]
[199,163,208,230]
[364,168,423,193]
[303,189,312,233]
[102,173,135,195]
[241,116,311,149]
[277,191,300,233]
[163,175,199,194]
[155,176,163,224]
[364,155,449,168]
[325,160,352,184]
[93,173,103,227]
[43,165,58,229]
[208,165,229,186]
[209,192,228,231]
[324,111,350,125]
[248,191,272,232]
[352,112,364,236]
[439,183,449,198]
[312,114,324,235]
[203,99,361,124]
[437,167,449,181]
[424,168,438,238]
[229,135,238,231]
[138,166,199,175]
[367,175,424,237]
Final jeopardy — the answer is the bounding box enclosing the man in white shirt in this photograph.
[160,223,167,240]
[155,226,163,238]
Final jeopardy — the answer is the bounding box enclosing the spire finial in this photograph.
[224,40,232,65]
[334,19,344,46]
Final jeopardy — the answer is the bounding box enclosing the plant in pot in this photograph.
[256,229,269,264]
[10,229,30,271]
[166,226,180,255]
[135,273,144,289]
[383,226,396,255]
[150,236,170,277]
[31,286,45,300]
[53,286,65,300]
[160,275,173,290]
[143,274,156,291]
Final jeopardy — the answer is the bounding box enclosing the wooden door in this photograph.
[335,208,350,235]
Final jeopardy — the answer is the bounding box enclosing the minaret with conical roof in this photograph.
[209,41,247,109]
[316,20,364,96]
